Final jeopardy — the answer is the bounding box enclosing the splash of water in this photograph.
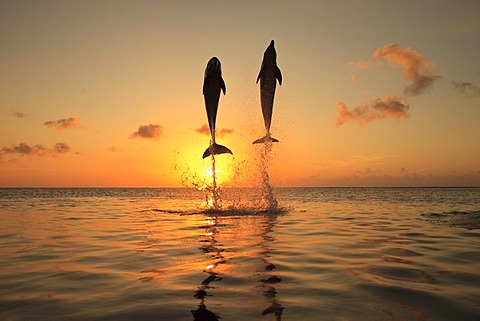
[205,155,222,211]
[177,142,283,214]
[259,142,278,212]
[180,155,223,211]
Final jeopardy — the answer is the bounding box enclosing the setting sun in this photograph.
[205,165,219,179]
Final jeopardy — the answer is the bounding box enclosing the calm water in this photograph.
[0,187,479,321]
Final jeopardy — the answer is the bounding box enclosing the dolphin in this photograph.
[202,57,233,159]
[253,40,282,144]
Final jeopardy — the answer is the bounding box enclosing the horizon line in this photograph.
[1,185,479,189]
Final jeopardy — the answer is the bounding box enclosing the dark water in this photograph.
[0,187,479,320]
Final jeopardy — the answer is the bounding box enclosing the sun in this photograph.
[205,166,220,178]
[202,159,233,186]
[177,144,244,188]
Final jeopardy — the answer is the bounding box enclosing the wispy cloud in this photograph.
[452,81,480,97]
[53,142,70,154]
[195,124,233,137]
[1,143,48,156]
[372,44,441,96]
[195,124,210,135]
[130,124,162,140]
[339,44,439,127]
[5,108,27,118]
[350,44,441,96]
[336,96,410,126]
[345,167,480,187]
[43,117,79,130]
[107,146,122,152]
[0,142,71,158]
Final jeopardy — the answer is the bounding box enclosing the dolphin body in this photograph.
[253,40,282,144]
[202,57,232,159]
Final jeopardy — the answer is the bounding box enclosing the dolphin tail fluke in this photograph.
[202,143,233,159]
[252,135,279,144]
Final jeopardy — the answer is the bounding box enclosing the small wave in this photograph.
[147,209,198,214]
[144,206,289,217]
[421,210,480,230]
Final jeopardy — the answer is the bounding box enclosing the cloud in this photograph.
[339,44,439,127]
[195,124,210,135]
[336,96,410,126]
[107,146,122,152]
[130,124,163,140]
[5,108,27,118]
[351,44,441,96]
[53,142,70,154]
[372,44,441,96]
[0,142,71,157]
[347,167,480,187]
[2,108,27,118]
[452,81,480,97]
[195,124,233,137]
[1,143,48,156]
[219,128,233,136]
[43,117,79,130]
[348,60,370,71]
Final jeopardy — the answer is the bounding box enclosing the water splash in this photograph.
[178,143,285,214]
[180,155,223,211]
[205,155,222,210]
[259,142,278,212]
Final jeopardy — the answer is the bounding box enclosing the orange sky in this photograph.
[1,1,479,187]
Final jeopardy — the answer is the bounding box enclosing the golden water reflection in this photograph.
[2,188,480,320]
[258,213,284,320]
[192,215,222,321]
[187,210,286,321]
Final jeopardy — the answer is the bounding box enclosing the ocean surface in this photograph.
[0,187,479,321]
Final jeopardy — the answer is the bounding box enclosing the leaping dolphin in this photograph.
[202,57,233,159]
[253,40,282,144]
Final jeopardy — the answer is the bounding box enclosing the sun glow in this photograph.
[203,161,233,186]
[205,264,215,270]
[177,143,246,190]
[205,166,219,178]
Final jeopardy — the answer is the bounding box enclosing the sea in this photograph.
[0,186,479,321]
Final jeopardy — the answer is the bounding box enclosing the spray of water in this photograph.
[177,142,283,214]
[259,142,278,212]
[179,154,223,211]
[205,155,222,211]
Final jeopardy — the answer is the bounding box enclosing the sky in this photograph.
[1,0,479,187]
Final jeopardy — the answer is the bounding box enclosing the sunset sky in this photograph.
[1,0,479,187]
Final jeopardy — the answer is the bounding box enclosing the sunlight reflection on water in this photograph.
[0,187,479,320]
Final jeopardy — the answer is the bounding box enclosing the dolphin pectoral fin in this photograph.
[256,68,264,83]
[252,135,279,144]
[220,78,226,95]
[202,143,233,159]
[276,66,282,85]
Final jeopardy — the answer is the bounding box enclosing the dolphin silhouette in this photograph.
[202,57,233,159]
[253,40,282,144]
